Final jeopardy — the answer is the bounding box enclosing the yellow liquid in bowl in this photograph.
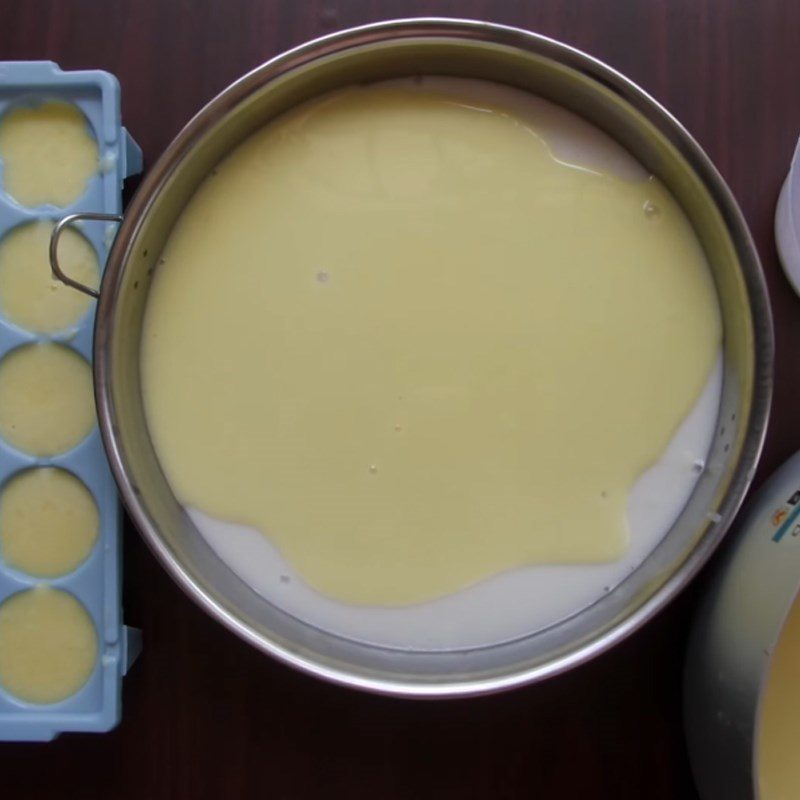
[759,597,800,799]
[142,81,721,607]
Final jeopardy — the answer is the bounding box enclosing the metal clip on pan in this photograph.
[50,212,122,299]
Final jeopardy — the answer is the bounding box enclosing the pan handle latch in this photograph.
[49,212,123,299]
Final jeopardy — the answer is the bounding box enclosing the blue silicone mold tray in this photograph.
[0,61,141,741]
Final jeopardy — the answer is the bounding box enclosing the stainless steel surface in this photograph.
[92,18,773,696]
[49,212,121,299]
[685,451,800,800]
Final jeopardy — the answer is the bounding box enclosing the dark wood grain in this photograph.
[1,1,799,797]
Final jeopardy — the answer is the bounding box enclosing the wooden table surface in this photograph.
[1,2,799,798]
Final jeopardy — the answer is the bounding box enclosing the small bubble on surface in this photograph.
[643,200,660,219]
[369,464,378,474]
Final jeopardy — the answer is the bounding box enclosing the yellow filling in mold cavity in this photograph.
[0,343,94,457]
[0,586,97,704]
[142,83,722,607]
[0,468,99,577]
[0,101,98,208]
[0,221,99,333]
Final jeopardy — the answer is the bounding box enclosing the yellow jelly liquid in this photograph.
[0,586,97,704]
[0,101,98,208]
[0,343,94,457]
[142,83,721,606]
[0,468,99,577]
[759,597,800,799]
[0,221,99,333]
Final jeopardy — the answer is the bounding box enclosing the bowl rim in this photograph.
[94,17,774,697]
